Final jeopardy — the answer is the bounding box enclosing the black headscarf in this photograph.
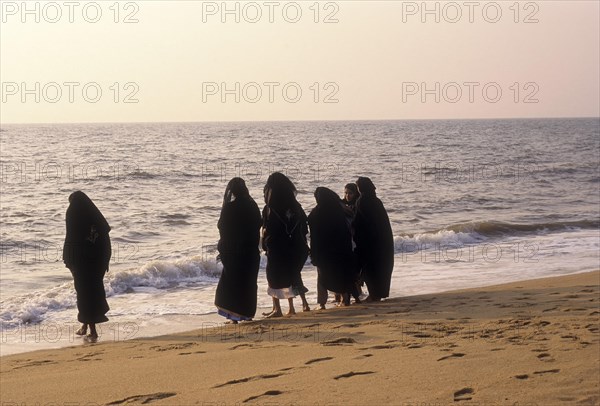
[217,178,261,256]
[263,172,299,213]
[68,191,110,233]
[63,191,111,270]
[223,177,249,203]
[315,187,341,206]
[356,177,376,198]
[219,177,251,228]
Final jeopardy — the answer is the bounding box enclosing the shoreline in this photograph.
[1,270,599,404]
[1,267,597,358]
[1,268,598,357]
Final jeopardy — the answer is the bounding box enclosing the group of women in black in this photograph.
[63,173,394,339]
[214,172,395,323]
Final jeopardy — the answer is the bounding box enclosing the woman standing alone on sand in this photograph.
[214,178,262,323]
[261,172,310,317]
[63,191,111,342]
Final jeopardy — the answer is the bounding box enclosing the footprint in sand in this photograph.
[76,351,104,362]
[229,343,253,350]
[243,390,283,403]
[362,344,398,350]
[150,342,197,352]
[321,337,356,346]
[106,392,177,404]
[453,388,474,401]
[213,372,285,388]
[585,324,599,333]
[437,353,465,361]
[515,374,529,380]
[536,353,555,362]
[305,357,334,365]
[335,323,360,328]
[12,360,57,370]
[333,371,375,380]
[533,369,560,375]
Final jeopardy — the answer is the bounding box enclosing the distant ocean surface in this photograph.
[1,118,599,355]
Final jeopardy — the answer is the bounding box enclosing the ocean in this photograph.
[1,118,598,355]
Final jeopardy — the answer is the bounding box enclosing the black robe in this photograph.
[214,197,262,318]
[262,204,309,290]
[353,194,394,298]
[63,193,111,324]
[308,204,357,294]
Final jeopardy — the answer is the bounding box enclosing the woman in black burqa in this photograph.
[63,191,111,341]
[262,172,310,317]
[214,178,262,323]
[308,187,360,308]
[352,177,394,302]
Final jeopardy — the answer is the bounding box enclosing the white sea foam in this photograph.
[107,256,222,294]
[0,256,224,328]
[394,229,486,251]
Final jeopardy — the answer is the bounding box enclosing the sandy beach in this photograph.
[1,270,598,405]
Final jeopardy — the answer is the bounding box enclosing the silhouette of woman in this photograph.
[308,187,360,308]
[353,177,394,302]
[63,191,111,342]
[214,178,262,323]
[261,172,310,317]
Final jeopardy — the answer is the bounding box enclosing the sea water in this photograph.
[1,118,598,354]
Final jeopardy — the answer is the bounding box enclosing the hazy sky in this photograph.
[1,0,599,123]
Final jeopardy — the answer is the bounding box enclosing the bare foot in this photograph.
[84,334,98,343]
[264,311,283,319]
[262,309,276,316]
[303,304,311,312]
[75,325,87,336]
[319,304,326,310]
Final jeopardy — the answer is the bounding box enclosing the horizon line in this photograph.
[1,116,599,126]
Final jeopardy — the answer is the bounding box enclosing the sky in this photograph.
[1,0,599,123]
